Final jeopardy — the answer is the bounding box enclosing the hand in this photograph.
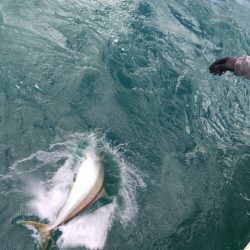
[209,57,237,75]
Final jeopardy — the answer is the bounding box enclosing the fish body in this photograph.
[48,151,104,230]
[22,150,105,249]
[245,242,250,250]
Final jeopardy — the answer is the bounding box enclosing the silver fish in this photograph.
[22,150,106,250]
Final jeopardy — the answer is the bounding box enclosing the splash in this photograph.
[58,203,116,249]
[13,132,144,249]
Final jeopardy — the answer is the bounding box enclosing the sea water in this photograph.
[1,0,250,249]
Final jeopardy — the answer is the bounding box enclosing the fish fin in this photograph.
[99,187,108,199]
[93,187,108,203]
[22,220,51,250]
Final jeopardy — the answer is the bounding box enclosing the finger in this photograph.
[210,68,221,74]
[211,68,227,76]
[209,63,223,71]
[209,64,227,74]
[211,69,224,75]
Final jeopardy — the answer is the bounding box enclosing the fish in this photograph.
[244,242,250,250]
[21,150,106,250]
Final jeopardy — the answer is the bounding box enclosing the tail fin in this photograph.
[22,220,51,250]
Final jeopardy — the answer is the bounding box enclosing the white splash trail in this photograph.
[58,203,117,249]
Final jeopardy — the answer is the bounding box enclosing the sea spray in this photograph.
[12,132,145,249]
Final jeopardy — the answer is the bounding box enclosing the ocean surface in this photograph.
[1,0,250,249]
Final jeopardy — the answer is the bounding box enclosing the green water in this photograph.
[1,0,250,249]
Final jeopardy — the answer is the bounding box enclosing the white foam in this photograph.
[27,180,69,222]
[58,203,116,249]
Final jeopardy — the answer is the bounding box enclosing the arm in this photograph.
[234,56,250,79]
[209,56,250,80]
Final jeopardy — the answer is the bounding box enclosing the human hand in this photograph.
[209,57,237,76]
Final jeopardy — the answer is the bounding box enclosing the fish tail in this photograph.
[21,220,51,250]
